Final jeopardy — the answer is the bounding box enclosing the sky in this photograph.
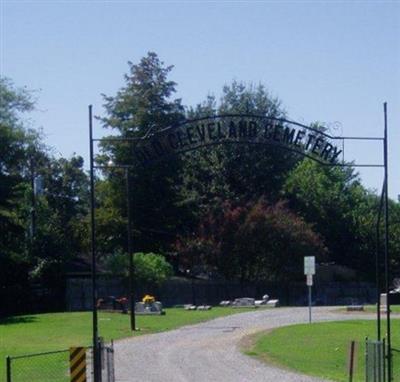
[1,0,399,198]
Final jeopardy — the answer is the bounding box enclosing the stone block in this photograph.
[184,304,197,310]
[346,305,364,312]
[232,297,256,308]
[266,299,279,307]
[197,305,212,310]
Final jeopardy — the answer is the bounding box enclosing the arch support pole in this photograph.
[89,105,101,382]
[383,102,392,381]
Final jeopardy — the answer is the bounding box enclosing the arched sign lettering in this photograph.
[133,115,342,166]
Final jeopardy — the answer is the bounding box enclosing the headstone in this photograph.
[135,302,145,313]
[135,301,165,315]
[232,297,255,307]
[346,305,364,311]
[266,299,279,307]
[255,294,270,306]
[153,301,163,312]
[184,304,197,310]
[197,305,212,310]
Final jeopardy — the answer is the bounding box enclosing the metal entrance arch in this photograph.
[88,106,392,381]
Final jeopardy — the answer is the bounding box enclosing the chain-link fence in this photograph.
[6,341,115,382]
[85,341,115,382]
[104,343,115,382]
[6,349,70,382]
[365,338,385,382]
[338,339,399,382]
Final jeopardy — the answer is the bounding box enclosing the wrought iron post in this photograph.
[383,102,392,381]
[125,168,136,331]
[6,356,11,382]
[376,182,385,341]
[365,337,369,382]
[89,105,101,382]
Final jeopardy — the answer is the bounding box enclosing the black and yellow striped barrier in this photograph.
[69,347,86,382]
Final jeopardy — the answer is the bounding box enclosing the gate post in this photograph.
[6,356,11,382]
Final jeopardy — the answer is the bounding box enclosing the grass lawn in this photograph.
[0,307,254,381]
[244,320,400,382]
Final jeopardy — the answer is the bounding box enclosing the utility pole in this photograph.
[126,168,136,331]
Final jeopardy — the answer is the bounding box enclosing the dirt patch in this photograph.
[239,328,319,375]
[239,329,271,352]
[238,329,289,369]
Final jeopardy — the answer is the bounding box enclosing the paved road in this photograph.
[114,307,368,382]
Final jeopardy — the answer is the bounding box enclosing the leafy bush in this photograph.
[176,199,327,282]
[105,251,173,285]
[133,252,173,285]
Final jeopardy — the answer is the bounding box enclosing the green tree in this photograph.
[180,81,300,218]
[29,155,89,290]
[283,158,380,279]
[0,77,35,127]
[0,78,35,316]
[98,52,187,254]
[1,78,91,315]
[100,52,184,134]
[0,78,35,248]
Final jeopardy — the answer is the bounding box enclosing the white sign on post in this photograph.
[304,256,315,324]
[304,256,315,275]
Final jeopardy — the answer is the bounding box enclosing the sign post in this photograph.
[304,256,315,323]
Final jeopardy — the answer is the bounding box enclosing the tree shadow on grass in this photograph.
[0,315,38,325]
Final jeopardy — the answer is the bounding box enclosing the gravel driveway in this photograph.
[114,307,368,382]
